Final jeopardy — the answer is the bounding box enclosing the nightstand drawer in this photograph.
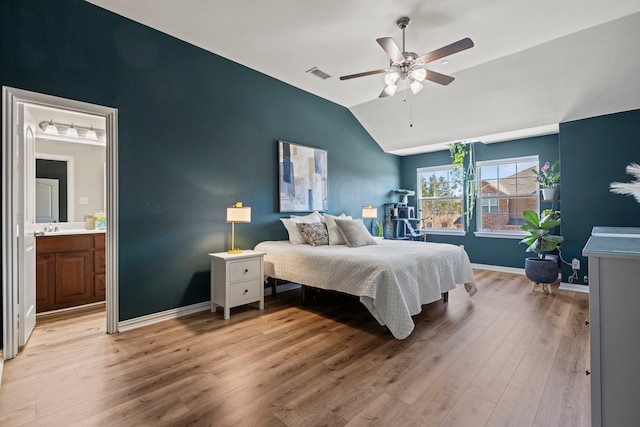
[229,279,261,303]
[229,259,261,282]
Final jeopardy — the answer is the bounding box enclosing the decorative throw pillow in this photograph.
[322,213,352,245]
[296,222,329,246]
[280,211,324,244]
[334,219,377,248]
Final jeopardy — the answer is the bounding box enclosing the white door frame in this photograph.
[2,86,119,360]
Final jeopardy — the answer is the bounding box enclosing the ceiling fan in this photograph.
[340,17,474,98]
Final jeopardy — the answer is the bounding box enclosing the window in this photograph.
[475,156,539,236]
[417,165,464,234]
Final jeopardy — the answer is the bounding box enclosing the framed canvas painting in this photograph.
[278,140,328,212]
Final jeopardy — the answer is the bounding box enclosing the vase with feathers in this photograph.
[610,163,640,203]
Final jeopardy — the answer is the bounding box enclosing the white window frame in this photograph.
[417,164,466,236]
[474,155,539,239]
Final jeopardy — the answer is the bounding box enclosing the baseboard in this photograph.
[118,301,210,332]
[470,263,525,275]
[559,282,590,293]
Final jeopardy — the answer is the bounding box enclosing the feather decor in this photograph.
[610,163,640,203]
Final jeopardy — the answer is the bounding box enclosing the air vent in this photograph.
[306,67,331,80]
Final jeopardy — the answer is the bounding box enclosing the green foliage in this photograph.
[520,210,564,257]
[535,160,560,187]
[449,143,467,169]
[373,220,384,237]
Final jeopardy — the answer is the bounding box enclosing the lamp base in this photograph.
[227,248,243,254]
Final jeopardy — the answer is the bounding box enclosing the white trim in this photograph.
[475,154,539,168]
[35,152,75,222]
[36,301,104,317]
[470,263,525,275]
[0,358,3,389]
[424,229,466,236]
[118,302,210,332]
[474,231,526,239]
[559,282,590,293]
[2,86,119,360]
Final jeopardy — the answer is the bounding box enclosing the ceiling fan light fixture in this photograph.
[384,84,398,96]
[410,80,424,95]
[384,71,400,86]
[409,68,427,82]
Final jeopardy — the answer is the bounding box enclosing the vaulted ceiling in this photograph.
[87,0,640,154]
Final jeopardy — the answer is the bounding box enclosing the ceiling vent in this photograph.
[306,67,331,80]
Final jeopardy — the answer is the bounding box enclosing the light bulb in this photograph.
[44,119,58,135]
[65,123,78,138]
[85,126,97,140]
[409,68,426,82]
[384,84,398,96]
[410,80,424,94]
[384,71,400,86]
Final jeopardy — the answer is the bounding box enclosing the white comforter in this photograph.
[254,239,476,339]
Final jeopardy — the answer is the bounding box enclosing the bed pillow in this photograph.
[334,219,377,248]
[296,222,329,246]
[280,211,324,244]
[322,213,352,245]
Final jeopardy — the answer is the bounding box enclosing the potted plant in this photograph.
[536,160,560,200]
[520,209,563,290]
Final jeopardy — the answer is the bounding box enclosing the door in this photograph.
[35,178,60,223]
[17,104,37,346]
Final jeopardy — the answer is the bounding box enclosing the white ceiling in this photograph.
[87,0,640,154]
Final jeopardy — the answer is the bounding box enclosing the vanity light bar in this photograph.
[38,120,106,140]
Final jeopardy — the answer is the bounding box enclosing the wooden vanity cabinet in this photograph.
[36,233,106,312]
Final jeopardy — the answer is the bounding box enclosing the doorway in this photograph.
[2,87,119,360]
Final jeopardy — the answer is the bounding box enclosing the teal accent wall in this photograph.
[559,109,640,283]
[0,0,400,331]
[400,135,560,268]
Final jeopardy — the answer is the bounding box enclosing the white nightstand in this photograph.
[209,250,265,320]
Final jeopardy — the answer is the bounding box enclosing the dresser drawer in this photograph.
[229,279,261,303]
[228,259,261,282]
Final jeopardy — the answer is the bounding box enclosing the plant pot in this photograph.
[525,257,559,284]
[541,187,558,201]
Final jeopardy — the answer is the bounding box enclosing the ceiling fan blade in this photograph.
[417,37,474,64]
[377,37,405,64]
[339,69,386,80]
[425,70,455,85]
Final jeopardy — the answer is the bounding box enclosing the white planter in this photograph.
[541,187,558,201]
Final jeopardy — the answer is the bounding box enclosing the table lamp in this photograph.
[361,205,378,233]
[227,202,251,254]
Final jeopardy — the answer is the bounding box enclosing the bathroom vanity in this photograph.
[36,230,105,312]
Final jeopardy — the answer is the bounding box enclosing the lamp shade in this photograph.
[361,206,378,219]
[227,205,251,223]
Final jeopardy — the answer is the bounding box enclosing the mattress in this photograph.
[254,239,476,339]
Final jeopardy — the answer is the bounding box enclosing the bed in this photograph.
[254,238,476,339]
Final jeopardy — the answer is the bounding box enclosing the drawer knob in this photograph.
[244,289,248,294]
[586,370,591,376]
[244,269,249,273]
[585,319,589,325]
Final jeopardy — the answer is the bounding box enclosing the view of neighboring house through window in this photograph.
[476,156,539,234]
[417,165,464,231]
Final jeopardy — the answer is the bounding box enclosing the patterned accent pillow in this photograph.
[296,222,329,246]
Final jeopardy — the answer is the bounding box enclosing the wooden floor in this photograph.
[0,270,590,426]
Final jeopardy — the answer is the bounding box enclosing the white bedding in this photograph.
[254,239,476,339]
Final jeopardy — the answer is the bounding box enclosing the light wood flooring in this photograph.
[0,270,590,426]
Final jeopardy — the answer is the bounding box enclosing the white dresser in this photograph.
[209,250,265,320]
[583,227,640,427]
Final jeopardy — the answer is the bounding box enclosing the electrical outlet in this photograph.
[79,197,89,205]
[572,258,580,270]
